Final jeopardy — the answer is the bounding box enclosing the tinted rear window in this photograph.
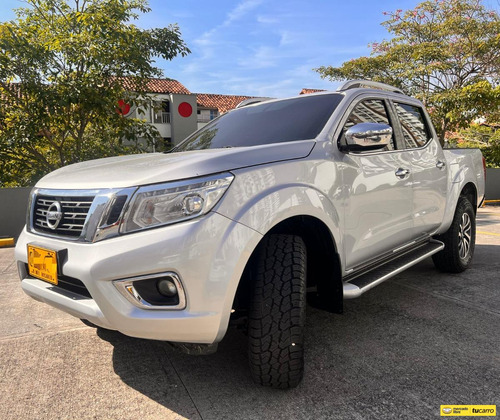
[173,94,343,151]
[394,102,431,148]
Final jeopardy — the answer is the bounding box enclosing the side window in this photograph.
[341,99,395,151]
[394,103,431,148]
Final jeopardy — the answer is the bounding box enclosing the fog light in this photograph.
[157,278,177,297]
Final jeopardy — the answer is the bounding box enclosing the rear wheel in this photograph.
[432,196,476,273]
[248,234,307,389]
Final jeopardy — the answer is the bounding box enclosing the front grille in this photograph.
[33,195,94,238]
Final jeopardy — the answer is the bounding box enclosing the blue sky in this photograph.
[0,0,497,97]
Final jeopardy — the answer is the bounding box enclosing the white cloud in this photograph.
[247,78,296,98]
[279,30,295,46]
[256,15,279,24]
[237,46,279,69]
[196,0,264,47]
[224,0,264,26]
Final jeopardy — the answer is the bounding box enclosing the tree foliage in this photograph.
[0,0,190,186]
[316,0,500,144]
[448,124,500,167]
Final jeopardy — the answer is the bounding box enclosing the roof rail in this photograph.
[337,80,404,95]
[235,97,272,108]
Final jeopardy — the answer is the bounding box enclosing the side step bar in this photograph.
[343,240,444,299]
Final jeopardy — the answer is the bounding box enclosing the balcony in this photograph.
[197,116,212,123]
[153,112,171,124]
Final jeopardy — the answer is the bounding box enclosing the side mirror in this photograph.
[341,122,393,152]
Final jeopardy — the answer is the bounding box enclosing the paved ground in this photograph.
[1,207,499,420]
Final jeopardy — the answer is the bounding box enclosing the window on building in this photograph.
[197,109,218,123]
[153,100,170,124]
[210,109,218,120]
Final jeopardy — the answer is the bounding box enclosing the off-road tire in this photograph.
[432,196,476,273]
[248,234,307,389]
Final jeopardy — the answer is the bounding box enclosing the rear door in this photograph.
[391,101,448,237]
[340,97,415,271]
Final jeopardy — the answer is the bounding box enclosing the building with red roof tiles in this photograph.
[299,88,327,95]
[117,78,269,148]
[195,93,258,124]
[196,93,255,115]
[119,77,192,95]
[116,77,197,148]
[119,80,262,147]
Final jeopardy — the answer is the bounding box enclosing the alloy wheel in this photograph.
[458,212,471,260]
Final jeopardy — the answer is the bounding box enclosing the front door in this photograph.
[340,98,415,271]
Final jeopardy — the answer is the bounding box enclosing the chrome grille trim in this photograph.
[29,187,137,242]
[33,195,94,237]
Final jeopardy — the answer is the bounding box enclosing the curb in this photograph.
[484,200,500,207]
[0,238,15,248]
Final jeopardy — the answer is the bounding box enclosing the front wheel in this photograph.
[432,196,476,273]
[248,234,307,389]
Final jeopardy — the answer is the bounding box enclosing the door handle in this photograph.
[436,160,446,170]
[395,168,410,179]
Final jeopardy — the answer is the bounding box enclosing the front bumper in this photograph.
[15,212,260,344]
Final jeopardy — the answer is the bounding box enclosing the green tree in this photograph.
[448,124,500,167]
[316,0,500,144]
[0,0,190,187]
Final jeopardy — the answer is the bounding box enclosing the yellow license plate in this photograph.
[27,244,58,285]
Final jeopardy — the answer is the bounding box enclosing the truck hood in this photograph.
[36,140,316,189]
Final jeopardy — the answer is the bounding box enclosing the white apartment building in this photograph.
[119,78,254,150]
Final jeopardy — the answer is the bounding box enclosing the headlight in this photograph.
[121,173,234,233]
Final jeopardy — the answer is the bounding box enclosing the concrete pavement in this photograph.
[1,206,499,419]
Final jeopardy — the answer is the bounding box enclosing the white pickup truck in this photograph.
[15,80,485,389]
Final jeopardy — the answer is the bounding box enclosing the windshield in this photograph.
[173,93,343,151]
